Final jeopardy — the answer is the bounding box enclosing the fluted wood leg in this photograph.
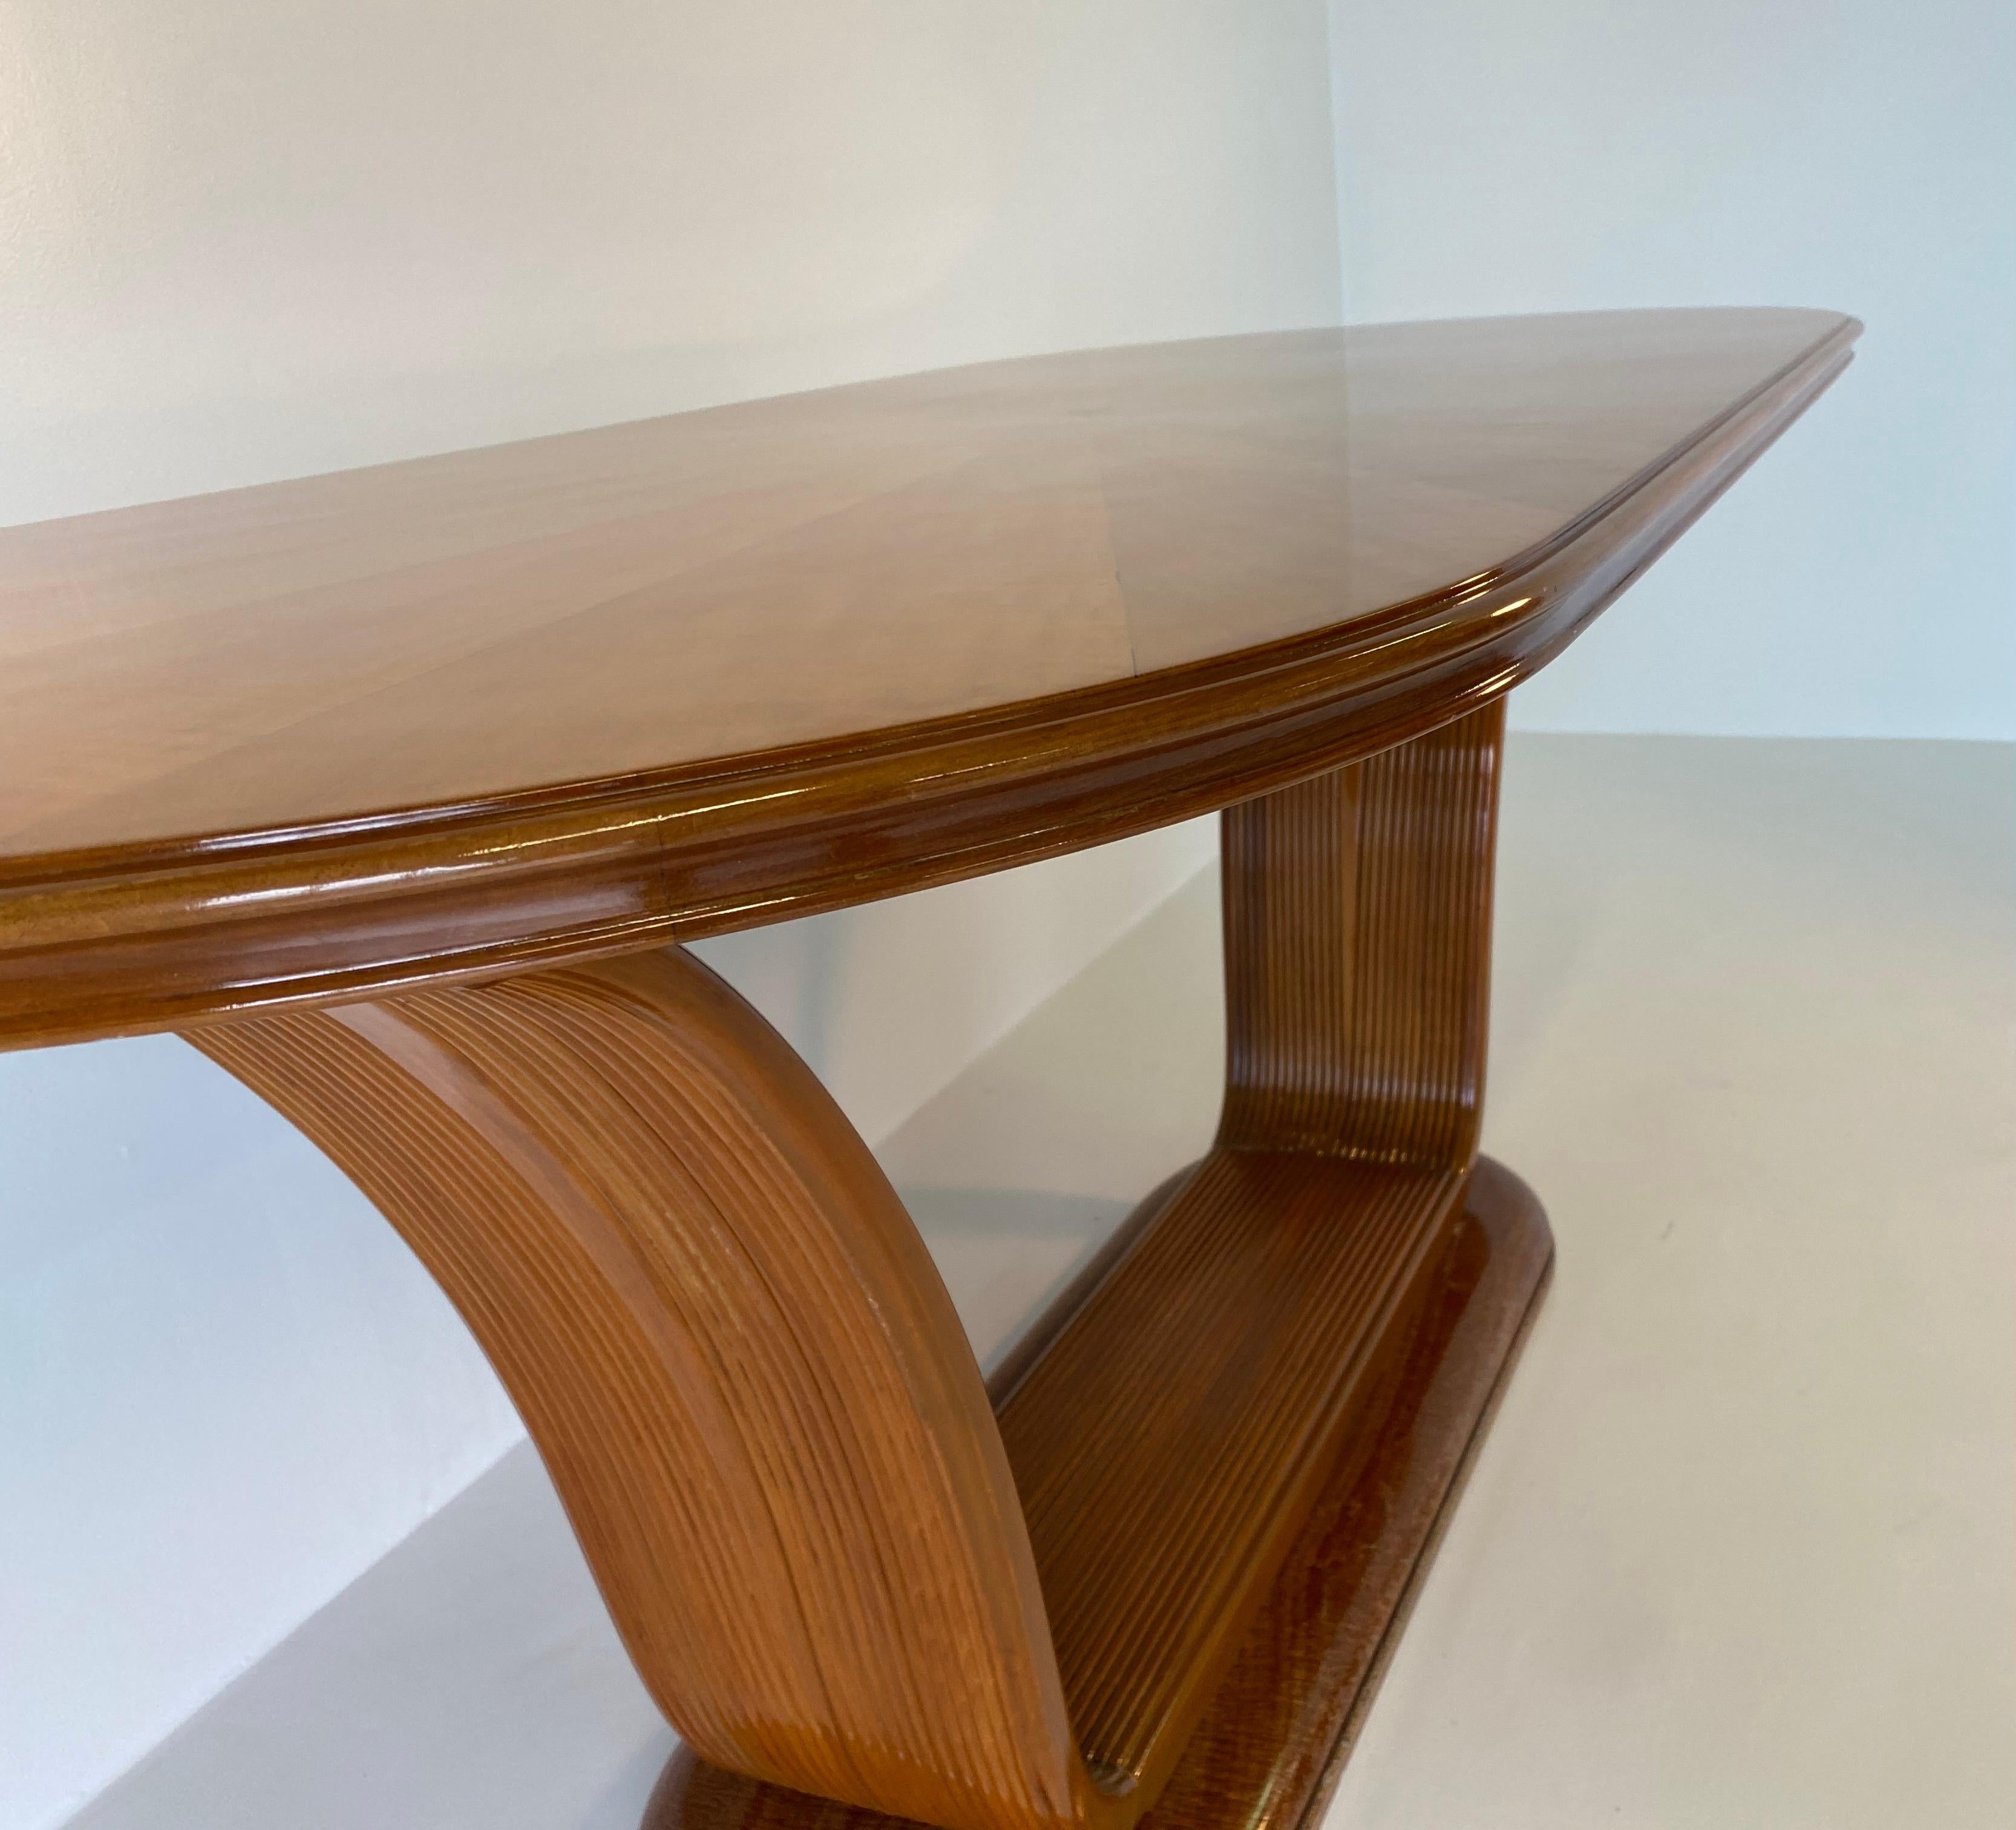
[188,953,1096,1830]
[189,702,1550,1830]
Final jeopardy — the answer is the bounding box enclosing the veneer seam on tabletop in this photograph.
[0,315,1855,1052]
[2,312,1851,887]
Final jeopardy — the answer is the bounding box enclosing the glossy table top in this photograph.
[0,308,1857,1046]
[4,309,1851,859]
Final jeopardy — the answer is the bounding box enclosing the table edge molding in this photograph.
[0,320,1857,1049]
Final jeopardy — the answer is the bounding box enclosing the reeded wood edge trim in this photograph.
[983,1165,1196,1411]
[0,319,1857,1049]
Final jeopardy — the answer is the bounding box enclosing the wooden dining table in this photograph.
[0,307,1857,1830]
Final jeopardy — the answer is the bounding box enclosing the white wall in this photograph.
[1330,0,2015,740]
[0,6,1340,1825]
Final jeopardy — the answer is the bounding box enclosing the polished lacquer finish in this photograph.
[0,309,1856,1049]
[2,311,1856,1830]
[188,703,1537,1830]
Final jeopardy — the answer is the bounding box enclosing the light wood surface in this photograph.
[0,310,1856,1049]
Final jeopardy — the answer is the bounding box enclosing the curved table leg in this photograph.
[188,700,1550,1830]
[188,951,1093,1830]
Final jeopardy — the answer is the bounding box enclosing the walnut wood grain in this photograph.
[0,310,1857,1051]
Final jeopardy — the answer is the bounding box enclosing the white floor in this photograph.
[67,735,2015,1830]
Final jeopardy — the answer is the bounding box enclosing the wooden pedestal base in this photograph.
[188,702,1536,1830]
[647,1156,1550,1830]
[5,312,1859,1830]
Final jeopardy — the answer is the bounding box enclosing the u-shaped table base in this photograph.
[186,702,1552,1830]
